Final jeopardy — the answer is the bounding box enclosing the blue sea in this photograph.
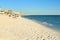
[23,15,60,30]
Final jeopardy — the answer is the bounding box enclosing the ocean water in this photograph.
[23,15,60,30]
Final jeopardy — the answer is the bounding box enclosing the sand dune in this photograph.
[0,14,60,40]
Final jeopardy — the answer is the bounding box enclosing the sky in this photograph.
[0,0,60,15]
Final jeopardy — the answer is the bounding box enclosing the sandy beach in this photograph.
[0,14,60,40]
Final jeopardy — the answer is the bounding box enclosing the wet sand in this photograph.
[0,14,60,40]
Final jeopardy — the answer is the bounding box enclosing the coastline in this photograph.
[0,14,60,40]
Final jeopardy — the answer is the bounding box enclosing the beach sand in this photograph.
[0,14,60,40]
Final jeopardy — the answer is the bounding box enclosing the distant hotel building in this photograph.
[0,10,12,15]
[0,9,24,17]
[4,10,13,15]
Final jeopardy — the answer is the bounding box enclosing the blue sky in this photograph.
[0,0,60,15]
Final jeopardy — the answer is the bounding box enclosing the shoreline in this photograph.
[23,17,60,31]
[0,14,60,40]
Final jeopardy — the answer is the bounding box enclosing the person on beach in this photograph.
[12,12,20,18]
[12,14,19,18]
